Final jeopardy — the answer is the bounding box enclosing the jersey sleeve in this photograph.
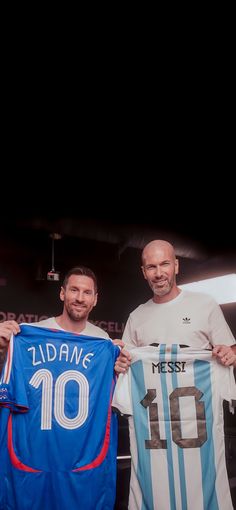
[215,362,236,413]
[112,371,132,415]
[0,333,29,412]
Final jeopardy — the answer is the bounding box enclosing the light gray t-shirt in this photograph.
[32,317,110,339]
[122,290,235,349]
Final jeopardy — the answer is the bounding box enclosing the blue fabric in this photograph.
[0,325,119,510]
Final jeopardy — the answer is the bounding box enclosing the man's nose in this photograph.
[76,292,84,301]
[154,266,162,277]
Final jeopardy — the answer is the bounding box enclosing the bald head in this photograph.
[141,240,179,302]
[142,240,176,265]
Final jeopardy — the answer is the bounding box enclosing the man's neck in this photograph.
[153,286,181,304]
[55,315,88,334]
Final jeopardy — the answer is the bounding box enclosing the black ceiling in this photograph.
[1,184,235,265]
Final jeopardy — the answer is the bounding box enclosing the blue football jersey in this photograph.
[0,324,120,510]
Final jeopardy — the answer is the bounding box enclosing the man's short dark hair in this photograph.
[62,266,98,292]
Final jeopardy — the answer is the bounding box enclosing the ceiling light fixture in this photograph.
[47,233,62,282]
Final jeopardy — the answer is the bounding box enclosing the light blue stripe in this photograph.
[194,360,219,510]
[171,345,187,510]
[132,360,154,510]
[160,344,176,510]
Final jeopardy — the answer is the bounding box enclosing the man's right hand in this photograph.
[114,348,132,374]
[0,320,20,353]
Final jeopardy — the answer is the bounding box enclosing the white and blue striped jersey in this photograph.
[112,344,236,510]
[0,324,120,510]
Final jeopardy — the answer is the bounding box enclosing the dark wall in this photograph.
[0,234,236,338]
[1,240,235,338]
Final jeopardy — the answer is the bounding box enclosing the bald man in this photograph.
[118,239,236,369]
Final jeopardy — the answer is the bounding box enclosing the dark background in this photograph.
[1,196,235,332]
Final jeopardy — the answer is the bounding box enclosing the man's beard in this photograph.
[65,302,89,321]
[150,278,172,297]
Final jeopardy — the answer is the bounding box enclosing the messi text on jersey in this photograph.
[152,361,186,374]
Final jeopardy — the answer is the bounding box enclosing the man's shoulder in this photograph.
[181,290,217,306]
[84,322,110,339]
[129,299,153,317]
[28,319,109,339]
[29,317,59,328]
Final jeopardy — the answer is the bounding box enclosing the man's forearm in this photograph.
[0,346,7,372]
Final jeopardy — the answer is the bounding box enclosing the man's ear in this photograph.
[93,293,98,307]
[141,266,147,280]
[60,286,65,302]
[175,259,179,275]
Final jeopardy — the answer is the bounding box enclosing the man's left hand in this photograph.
[212,345,236,367]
